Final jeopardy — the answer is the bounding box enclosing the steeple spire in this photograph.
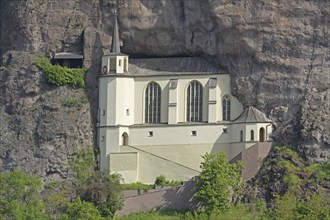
[110,11,121,53]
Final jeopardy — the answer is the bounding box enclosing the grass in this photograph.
[62,97,84,108]
[117,210,182,220]
[121,182,154,190]
[278,159,300,172]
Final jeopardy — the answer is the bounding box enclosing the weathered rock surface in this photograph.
[0,51,93,182]
[0,0,329,181]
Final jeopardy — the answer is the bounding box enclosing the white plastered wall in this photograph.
[109,152,138,183]
[133,74,243,124]
[98,66,271,183]
[115,77,135,126]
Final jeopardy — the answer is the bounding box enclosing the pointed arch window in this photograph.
[250,130,254,141]
[187,81,203,122]
[222,95,231,121]
[240,130,244,142]
[145,82,161,123]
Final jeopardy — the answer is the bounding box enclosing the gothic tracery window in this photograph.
[187,81,203,122]
[145,82,161,123]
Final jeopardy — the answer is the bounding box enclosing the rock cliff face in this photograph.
[0,0,329,181]
[0,51,93,181]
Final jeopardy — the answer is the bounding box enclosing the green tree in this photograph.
[273,193,297,220]
[60,197,103,220]
[194,152,243,214]
[295,193,330,220]
[78,171,124,217]
[0,170,48,219]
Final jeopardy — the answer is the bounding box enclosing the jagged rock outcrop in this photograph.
[0,0,329,181]
[0,51,93,181]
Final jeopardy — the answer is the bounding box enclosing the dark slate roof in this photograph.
[233,106,272,123]
[110,15,121,53]
[128,57,224,76]
[53,53,83,59]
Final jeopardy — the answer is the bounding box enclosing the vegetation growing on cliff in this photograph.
[44,147,124,219]
[0,147,329,219]
[34,56,87,88]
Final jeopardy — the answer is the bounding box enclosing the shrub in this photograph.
[121,182,154,190]
[34,56,87,88]
[60,197,103,220]
[0,170,48,219]
[315,162,330,182]
[62,98,84,108]
[278,159,300,172]
[154,175,182,187]
[155,175,166,186]
[274,145,301,160]
[273,193,330,220]
[283,173,302,195]
[70,148,96,184]
[77,172,124,217]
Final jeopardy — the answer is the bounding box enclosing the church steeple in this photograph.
[110,13,121,53]
[101,10,128,75]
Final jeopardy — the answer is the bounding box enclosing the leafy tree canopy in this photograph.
[194,152,243,214]
[0,170,48,219]
[77,171,124,217]
[60,197,103,220]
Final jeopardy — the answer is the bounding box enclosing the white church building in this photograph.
[97,16,272,183]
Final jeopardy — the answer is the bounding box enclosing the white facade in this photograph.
[96,17,273,183]
[97,52,272,183]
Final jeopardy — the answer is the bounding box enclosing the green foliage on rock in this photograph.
[194,152,243,214]
[278,159,300,172]
[283,173,302,194]
[0,170,48,220]
[273,193,330,220]
[305,162,330,183]
[34,56,87,88]
[274,145,302,160]
[70,147,96,183]
[62,97,84,108]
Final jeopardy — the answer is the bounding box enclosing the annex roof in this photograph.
[233,106,272,123]
[128,57,224,76]
[53,52,83,59]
